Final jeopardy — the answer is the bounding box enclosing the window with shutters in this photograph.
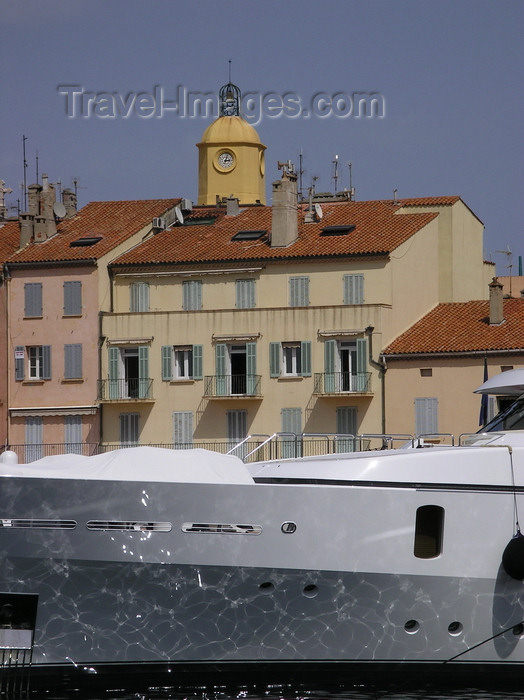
[213,343,258,396]
[336,406,358,452]
[26,345,51,380]
[65,416,82,454]
[281,408,302,458]
[119,413,139,446]
[269,341,312,378]
[24,282,42,317]
[25,417,43,462]
[173,411,193,448]
[182,280,202,310]
[322,338,368,392]
[63,281,82,316]
[130,282,150,312]
[235,279,256,309]
[64,344,82,379]
[161,345,203,381]
[289,276,309,307]
[343,274,364,305]
[227,409,248,455]
[108,346,151,399]
[415,397,439,435]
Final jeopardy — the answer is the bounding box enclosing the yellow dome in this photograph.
[199,116,262,146]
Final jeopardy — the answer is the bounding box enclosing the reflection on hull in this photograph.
[4,557,524,667]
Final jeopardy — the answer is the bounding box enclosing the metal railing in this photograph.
[204,374,261,397]
[98,378,154,400]
[2,432,461,465]
[313,371,372,394]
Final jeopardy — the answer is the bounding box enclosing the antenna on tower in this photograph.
[348,161,355,200]
[22,134,28,211]
[332,155,339,193]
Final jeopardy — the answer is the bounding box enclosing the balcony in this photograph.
[313,372,372,395]
[204,374,262,398]
[98,378,154,402]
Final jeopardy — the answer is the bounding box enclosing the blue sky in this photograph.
[1,0,522,275]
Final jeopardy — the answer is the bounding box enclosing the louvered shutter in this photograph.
[300,341,311,376]
[215,344,227,396]
[138,346,149,398]
[15,346,25,381]
[269,342,281,377]
[161,346,172,381]
[192,345,203,380]
[324,340,336,392]
[343,274,364,305]
[108,347,120,399]
[356,338,367,391]
[42,345,51,380]
[246,342,257,394]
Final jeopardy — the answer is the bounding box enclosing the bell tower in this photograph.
[197,82,266,205]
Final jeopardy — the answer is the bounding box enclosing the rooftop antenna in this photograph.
[393,188,398,204]
[298,149,305,200]
[496,246,513,295]
[228,59,232,83]
[348,161,355,200]
[332,154,339,193]
[35,150,39,184]
[22,134,28,211]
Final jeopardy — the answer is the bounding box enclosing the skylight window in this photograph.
[320,225,356,236]
[70,236,103,247]
[232,230,267,241]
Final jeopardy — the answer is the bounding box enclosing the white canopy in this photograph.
[0,447,254,485]
[474,368,524,396]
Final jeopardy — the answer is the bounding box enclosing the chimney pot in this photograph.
[489,277,504,325]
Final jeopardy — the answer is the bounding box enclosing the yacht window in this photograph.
[414,505,444,558]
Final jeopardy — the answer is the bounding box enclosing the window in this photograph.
[63,281,82,315]
[281,408,302,458]
[24,282,42,317]
[414,505,444,558]
[130,282,150,312]
[289,276,309,307]
[420,368,433,377]
[65,416,82,454]
[336,406,357,452]
[415,397,439,435]
[25,417,43,462]
[162,345,203,381]
[269,341,311,377]
[215,343,258,395]
[323,338,368,392]
[236,279,256,309]
[343,274,364,305]
[24,345,51,380]
[173,411,193,448]
[183,280,202,310]
[64,344,82,379]
[108,346,151,399]
[120,413,139,446]
[227,409,247,456]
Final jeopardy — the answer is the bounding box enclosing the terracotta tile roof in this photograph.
[383,298,524,356]
[6,199,180,265]
[112,198,441,267]
[392,196,461,207]
[0,221,22,262]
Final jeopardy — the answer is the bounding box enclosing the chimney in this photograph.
[489,277,504,325]
[226,196,240,216]
[62,188,77,218]
[271,169,298,248]
[27,183,42,216]
[19,212,34,247]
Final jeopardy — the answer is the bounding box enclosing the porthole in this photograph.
[512,623,524,636]
[259,581,275,595]
[414,505,444,558]
[404,619,420,634]
[302,584,319,598]
[448,621,463,636]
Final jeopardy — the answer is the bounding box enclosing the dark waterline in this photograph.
[7,663,524,700]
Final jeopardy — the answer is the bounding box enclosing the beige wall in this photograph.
[384,357,524,439]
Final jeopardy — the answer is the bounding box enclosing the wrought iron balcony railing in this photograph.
[313,371,372,395]
[98,378,154,401]
[204,374,261,397]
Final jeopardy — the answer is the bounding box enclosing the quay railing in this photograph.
[1,432,460,465]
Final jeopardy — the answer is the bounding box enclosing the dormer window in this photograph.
[232,230,267,241]
[70,236,103,247]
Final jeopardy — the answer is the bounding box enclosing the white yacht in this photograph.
[1,370,524,685]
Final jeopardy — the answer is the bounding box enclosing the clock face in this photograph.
[217,151,235,170]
